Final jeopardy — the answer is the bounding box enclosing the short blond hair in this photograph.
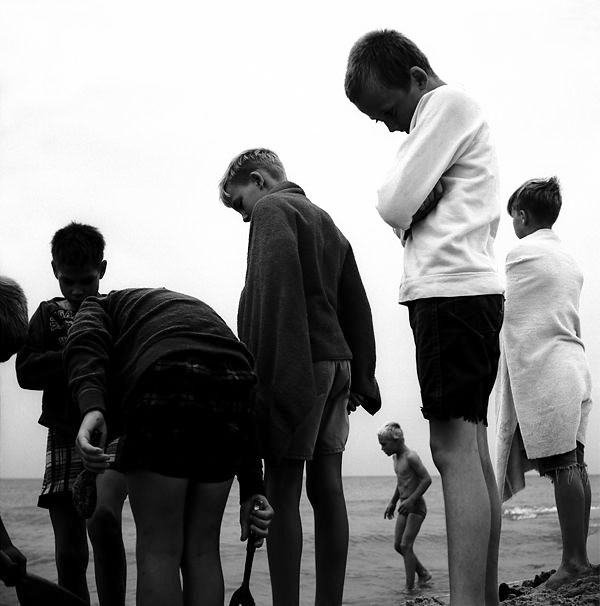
[377,421,404,440]
[218,148,286,206]
[0,277,28,362]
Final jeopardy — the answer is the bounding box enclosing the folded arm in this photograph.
[377,89,481,230]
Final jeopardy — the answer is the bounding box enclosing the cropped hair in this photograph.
[0,276,28,362]
[51,222,105,267]
[507,176,562,226]
[377,421,404,441]
[345,29,436,103]
[218,148,287,207]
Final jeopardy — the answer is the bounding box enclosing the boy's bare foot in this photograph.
[418,570,433,587]
[542,564,596,590]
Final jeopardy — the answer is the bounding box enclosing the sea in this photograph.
[0,474,598,606]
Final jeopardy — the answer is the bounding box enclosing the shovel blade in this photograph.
[228,584,256,606]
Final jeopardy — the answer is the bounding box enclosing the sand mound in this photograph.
[499,568,599,606]
[404,568,599,606]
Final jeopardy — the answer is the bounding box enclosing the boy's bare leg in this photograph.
[48,500,90,604]
[127,471,187,606]
[398,513,426,591]
[476,423,501,606]
[394,514,429,582]
[306,452,348,606]
[88,469,128,606]
[265,458,304,606]
[582,465,592,561]
[182,479,233,606]
[545,467,593,588]
[430,418,490,606]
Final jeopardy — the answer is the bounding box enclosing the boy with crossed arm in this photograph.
[346,30,504,606]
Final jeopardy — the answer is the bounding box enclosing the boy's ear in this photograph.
[519,208,529,225]
[51,260,58,278]
[409,66,429,90]
[249,170,266,189]
[98,260,107,279]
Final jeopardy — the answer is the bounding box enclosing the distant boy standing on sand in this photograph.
[378,422,432,593]
[16,223,127,606]
[219,148,381,606]
[346,30,504,606]
[496,177,595,589]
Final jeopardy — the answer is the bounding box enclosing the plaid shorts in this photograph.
[118,354,256,481]
[38,428,119,509]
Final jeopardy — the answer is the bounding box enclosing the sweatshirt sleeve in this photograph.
[338,246,381,414]
[64,296,113,417]
[16,304,65,391]
[376,88,483,230]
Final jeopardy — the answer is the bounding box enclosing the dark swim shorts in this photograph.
[398,495,427,518]
[407,294,504,425]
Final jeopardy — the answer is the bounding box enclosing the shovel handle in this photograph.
[242,537,256,586]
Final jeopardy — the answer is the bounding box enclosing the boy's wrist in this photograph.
[77,387,106,417]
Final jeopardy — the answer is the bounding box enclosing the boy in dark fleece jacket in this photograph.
[65,287,273,606]
[16,223,127,605]
[219,148,381,606]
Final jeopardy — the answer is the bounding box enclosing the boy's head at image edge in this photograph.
[0,276,28,362]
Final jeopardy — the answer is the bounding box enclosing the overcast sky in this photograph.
[0,0,598,478]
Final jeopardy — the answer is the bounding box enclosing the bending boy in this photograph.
[219,148,381,606]
[378,422,432,593]
[346,30,504,606]
[496,177,595,589]
[65,287,273,606]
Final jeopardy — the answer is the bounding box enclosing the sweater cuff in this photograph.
[77,387,106,417]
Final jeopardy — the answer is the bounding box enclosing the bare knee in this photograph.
[430,419,479,473]
[400,539,414,556]
[306,455,344,509]
[88,505,121,548]
[430,438,451,473]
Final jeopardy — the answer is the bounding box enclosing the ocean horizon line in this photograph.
[2,472,600,481]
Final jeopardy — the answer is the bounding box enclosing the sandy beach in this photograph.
[1,475,598,606]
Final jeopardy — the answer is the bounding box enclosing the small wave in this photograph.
[502,505,557,520]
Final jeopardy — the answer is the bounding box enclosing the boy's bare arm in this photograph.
[397,451,432,515]
[384,485,400,519]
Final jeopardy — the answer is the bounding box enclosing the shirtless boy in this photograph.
[378,421,432,592]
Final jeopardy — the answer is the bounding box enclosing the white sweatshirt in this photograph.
[377,85,504,303]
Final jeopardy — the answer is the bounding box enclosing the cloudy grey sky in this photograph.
[1,0,598,477]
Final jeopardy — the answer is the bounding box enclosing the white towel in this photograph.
[495,230,592,501]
